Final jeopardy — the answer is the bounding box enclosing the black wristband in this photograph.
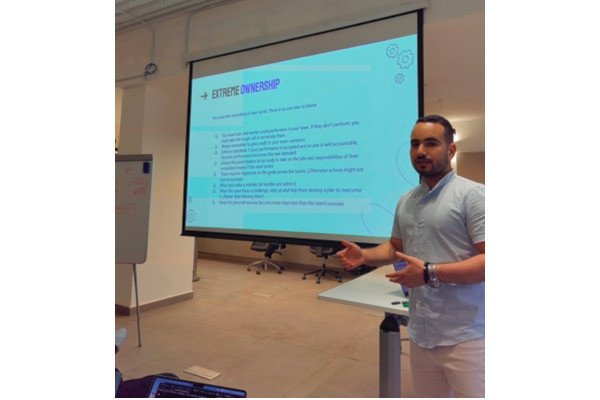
[423,262,430,283]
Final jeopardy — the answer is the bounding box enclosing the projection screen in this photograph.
[182,10,423,247]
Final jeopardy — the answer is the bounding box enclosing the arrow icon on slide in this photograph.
[201,92,207,100]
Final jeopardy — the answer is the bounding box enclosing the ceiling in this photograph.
[116,0,242,33]
[115,0,484,152]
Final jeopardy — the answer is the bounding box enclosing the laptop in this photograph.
[147,375,247,398]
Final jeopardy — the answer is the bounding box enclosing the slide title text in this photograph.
[212,78,281,99]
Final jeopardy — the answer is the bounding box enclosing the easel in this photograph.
[116,154,153,349]
[132,263,142,347]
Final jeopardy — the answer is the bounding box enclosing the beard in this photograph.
[413,156,451,177]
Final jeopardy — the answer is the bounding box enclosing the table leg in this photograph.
[379,314,402,397]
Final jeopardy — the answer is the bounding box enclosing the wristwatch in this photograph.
[425,262,441,288]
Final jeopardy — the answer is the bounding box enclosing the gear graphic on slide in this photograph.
[395,73,405,84]
[397,50,414,69]
[187,210,196,222]
[386,43,400,59]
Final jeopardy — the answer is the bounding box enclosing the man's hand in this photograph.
[335,240,365,270]
[385,251,426,288]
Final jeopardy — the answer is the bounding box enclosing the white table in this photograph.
[318,264,409,397]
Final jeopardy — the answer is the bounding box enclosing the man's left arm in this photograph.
[436,241,485,284]
[385,242,485,287]
[440,183,485,284]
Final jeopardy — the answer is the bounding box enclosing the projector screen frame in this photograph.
[181,9,424,249]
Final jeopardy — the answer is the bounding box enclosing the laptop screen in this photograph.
[147,376,247,398]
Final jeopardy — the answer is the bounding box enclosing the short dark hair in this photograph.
[415,115,455,144]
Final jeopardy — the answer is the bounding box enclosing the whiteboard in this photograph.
[115,154,153,264]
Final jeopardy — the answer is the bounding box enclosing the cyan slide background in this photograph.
[186,34,418,240]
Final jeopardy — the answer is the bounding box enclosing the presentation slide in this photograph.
[184,29,420,245]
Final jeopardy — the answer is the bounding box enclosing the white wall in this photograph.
[116,86,147,309]
[457,151,485,184]
[116,76,194,309]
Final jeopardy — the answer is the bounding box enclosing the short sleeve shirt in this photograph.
[392,171,485,348]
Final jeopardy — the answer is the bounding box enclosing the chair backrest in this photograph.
[309,246,335,258]
[250,242,285,257]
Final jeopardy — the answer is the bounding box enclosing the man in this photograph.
[336,115,485,397]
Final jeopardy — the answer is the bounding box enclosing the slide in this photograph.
[185,34,419,243]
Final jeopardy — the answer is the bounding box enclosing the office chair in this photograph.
[247,242,286,275]
[302,246,342,284]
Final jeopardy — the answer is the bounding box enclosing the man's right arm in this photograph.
[336,237,403,270]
